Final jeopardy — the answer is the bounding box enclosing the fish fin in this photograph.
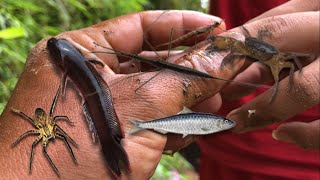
[201,127,210,131]
[100,137,130,178]
[155,129,168,134]
[82,102,98,142]
[128,118,144,134]
[128,126,143,135]
[178,106,193,114]
[182,134,188,138]
[61,72,68,96]
[85,61,123,138]
[87,58,105,68]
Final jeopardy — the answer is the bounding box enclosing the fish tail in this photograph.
[128,117,144,134]
[101,138,130,178]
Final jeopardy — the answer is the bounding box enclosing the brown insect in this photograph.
[11,86,78,176]
[156,20,223,50]
[206,26,309,102]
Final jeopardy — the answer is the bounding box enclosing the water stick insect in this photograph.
[11,86,77,177]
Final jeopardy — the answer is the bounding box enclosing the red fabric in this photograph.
[198,1,320,179]
[209,0,288,29]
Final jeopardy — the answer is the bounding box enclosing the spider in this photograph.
[11,86,78,176]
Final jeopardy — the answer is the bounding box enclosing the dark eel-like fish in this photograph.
[47,38,129,178]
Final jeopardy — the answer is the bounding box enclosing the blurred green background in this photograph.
[0,0,207,179]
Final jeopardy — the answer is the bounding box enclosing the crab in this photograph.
[205,26,309,102]
[11,86,78,176]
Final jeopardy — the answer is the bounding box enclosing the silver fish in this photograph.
[129,107,236,138]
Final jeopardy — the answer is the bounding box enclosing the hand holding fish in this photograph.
[0,10,243,179]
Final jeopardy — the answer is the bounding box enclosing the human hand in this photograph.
[217,0,319,149]
[0,10,248,179]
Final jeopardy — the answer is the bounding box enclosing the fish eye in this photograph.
[224,120,229,124]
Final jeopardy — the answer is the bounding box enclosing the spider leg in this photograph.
[42,142,60,176]
[56,132,77,164]
[56,124,78,147]
[29,135,42,174]
[53,116,74,125]
[12,130,39,146]
[49,85,61,117]
[11,108,36,126]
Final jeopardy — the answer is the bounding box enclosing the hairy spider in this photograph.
[11,86,78,176]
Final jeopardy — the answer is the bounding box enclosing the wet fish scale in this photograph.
[130,113,235,137]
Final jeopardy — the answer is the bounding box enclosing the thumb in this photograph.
[272,120,320,150]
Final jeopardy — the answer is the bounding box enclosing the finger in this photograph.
[58,11,225,73]
[249,0,320,22]
[219,12,320,96]
[91,10,224,53]
[221,62,272,100]
[112,33,248,155]
[272,120,320,150]
[227,58,320,133]
[233,12,320,53]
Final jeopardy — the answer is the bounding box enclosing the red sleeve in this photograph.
[209,0,288,29]
[199,1,320,180]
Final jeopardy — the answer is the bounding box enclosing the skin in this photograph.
[0,11,232,179]
[216,0,320,149]
[0,1,319,178]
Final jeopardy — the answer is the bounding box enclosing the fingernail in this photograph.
[272,130,295,144]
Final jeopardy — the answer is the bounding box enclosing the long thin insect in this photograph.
[92,42,213,78]
[157,21,223,49]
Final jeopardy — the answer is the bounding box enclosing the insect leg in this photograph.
[12,130,39,146]
[241,26,251,37]
[29,135,42,174]
[56,132,77,163]
[42,142,60,176]
[11,108,36,126]
[56,124,78,146]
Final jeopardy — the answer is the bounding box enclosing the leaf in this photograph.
[0,27,26,39]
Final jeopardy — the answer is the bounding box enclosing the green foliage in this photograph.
[0,0,149,114]
[152,153,195,180]
[0,1,204,177]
